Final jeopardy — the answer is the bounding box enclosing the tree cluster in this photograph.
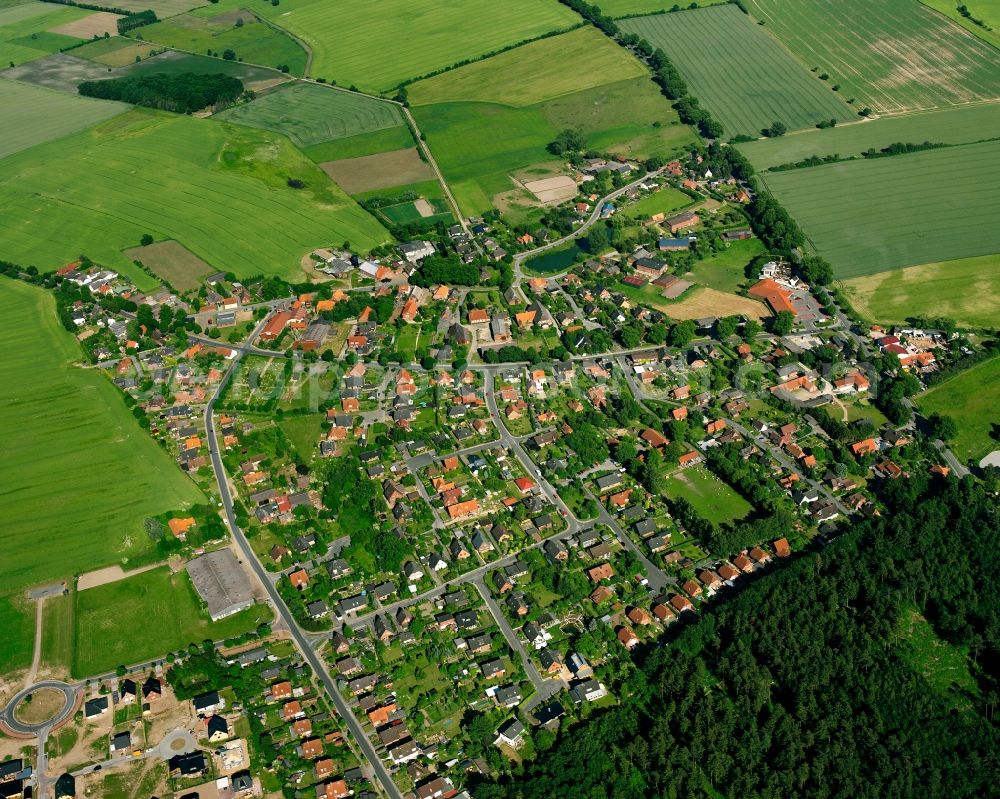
[78,72,245,113]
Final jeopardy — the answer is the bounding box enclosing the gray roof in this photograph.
[186,550,254,621]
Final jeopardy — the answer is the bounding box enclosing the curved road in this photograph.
[0,680,77,736]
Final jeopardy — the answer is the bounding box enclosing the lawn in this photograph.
[760,139,1000,277]
[619,5,854,137]
[0,1,91,66]
[685,238,765,294]
[623,187,694,220]
[251,0,580,91]
[663,465,752,524]
[743,0,1000,114]
[737,103,1000,171]
[841,253,1000,329]
[72,566,271,677]
[135,9,307,75]
[216,82,404,148]
[918,356,1000,465]
[0,279,205,594]
[0,77,124,161]
[0,109,389,284]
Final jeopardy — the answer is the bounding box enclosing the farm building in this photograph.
[186,550,255,621]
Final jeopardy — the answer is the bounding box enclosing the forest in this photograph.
[473,475,1000,798]
[78,73,245,113]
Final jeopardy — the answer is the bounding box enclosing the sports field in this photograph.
[842,254,1000,329]
[0,109,389,282]
[0,279,205,594]
[216,82,404,148]
[738,103,1000,170]
[760,139,1000,277]
[71,566,271,676]
[0,1,90,65]
[254,0,580,91]
[0,77,124,161]
[136,9,307,75]
[918,356,1000,464]
[664,466,752,524]
[921,0,1000,49]
[619,5,854,137]
[744,0,1000,113]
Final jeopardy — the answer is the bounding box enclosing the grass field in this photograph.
[123,240,213,292]
[0,592,35,675]
[738,103,1000,170]
[918,356,1000,464]
[136,9,307,75]
[302,125,416,162]
[252,0,580,91]
[0,109,389,282]
[0,279,205,595]
[634,284,769,320]
[663,465,752,524]
[113,0,206,16]
[842,253,1000,329]
[0,1,91,65]
[216,82,404,148]
[40,591,74,675]
[70,35,158,66]
[278,413,324,463]
[744,0,1000,114]
[921,0,1000,49]
[600,0,729,15]
[685,238,765,293]
[72,566,271,676]
[0,77,124,161]
[760,139,1000,277]
[622,186,694,219]
[619,5,854,137]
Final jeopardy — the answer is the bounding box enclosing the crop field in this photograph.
[1,52,113,91]
[72,566,271,676]
[738,103,1000,170]
[619,6,854,137]
[600,0,729,15]
[126,50,290,91]
[0,279,205,595]
[842,254,1000,329]
[70,35,158,66]
[320,147,436,194]
[760,139,1000,277]
[921,0,1000,49]
[0,77,124,161]
[303,125,416,163]
[48,10,120,38]
[113,0,206,16]
[0,592,35,675]
[136,10,307,75]
[216,82,403,148]
[247,0,580,91]
[744,0,1000,113]
[123,240,213,292]
[0,110,390,283]
[918,356,1000,464]
[0,1,91,65]
[663,466,752,524]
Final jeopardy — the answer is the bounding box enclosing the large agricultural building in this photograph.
[186,550,255,621]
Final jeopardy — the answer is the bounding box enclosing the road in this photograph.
[204,318,403,799]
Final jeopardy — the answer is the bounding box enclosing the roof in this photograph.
[748,279,796,315]
[185,550,254,621]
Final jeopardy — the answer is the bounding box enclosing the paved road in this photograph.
[0,681,77,736]
[204,319,403,799]
[935,439,971,478]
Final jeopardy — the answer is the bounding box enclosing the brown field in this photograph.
[665,287,769,321]
[320,147,436,194]
[1,53,114,92]
[14,687,65,725]
[523,175,577,204]
[123,239,212,292]
[75,37,159,67]
[49,11,122,38]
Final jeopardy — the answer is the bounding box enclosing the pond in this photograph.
[524,243,584,273]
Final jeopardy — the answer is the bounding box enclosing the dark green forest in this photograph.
[78,73,245,113]
[474,475,1000,799]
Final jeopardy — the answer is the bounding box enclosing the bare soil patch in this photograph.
[413,198,434,218]
[124,239,212,292]
[662,278,692,299]
[320,147,434,194]
[49,11,123,39]
[524,175,577,204]
[77,562,164,592]
[664,287,769,321]
[14,687,65,725]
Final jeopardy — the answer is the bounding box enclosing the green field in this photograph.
[842,253,1000,329]
[70,35,159,66]
[72,567,271,677]
[600,0,729,15]
[760,139,1000,277]
[738,104,1000,170]
[124,50,289,91]
[619,5,854,137]
[0,77,124,161]
[686,237,765,293]
[623,186,694,219]
[0,1,90,65]
[252,0,581,91]
[918,356,1000,464]
[0,109,389,282]
[0,279,205,595]
[921,0,1000,49]
[136,9,307,75]
[302,125,416,162]
[217,82,404,148]
[744,0,1000,114]
[0,592,35,675]
[663,465,752,524]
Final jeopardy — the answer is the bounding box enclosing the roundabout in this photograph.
[1,680,77,735]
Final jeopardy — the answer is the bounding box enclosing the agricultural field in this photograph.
[70,35,159,66]
[0,77,124,161]
[71,566,271,676]
[760,139,1000,277]
[649,285,769,320]
[738,103,1000,171]
[619,5,854,137]
[0,592,35,675]
[0,1,92,65]
[125,49,290,91]
[841,253,1000,329]
[216,82,404,148]
[247,0,581,91]
[744,0,1000,113]
[663,465,752,524]
[123,240,214,293]
[113,0,206,16]
[411,28,696,215]
[0,52,112,91]
[302,125,416,163]
[320,148,436,195]
[921,0,1000,49]
[48,10,120,38]
[600,0,729,15]
[0,279,205,596]
[134,8,307,75]
[918,356,1000,464]
[0,109,390,284]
